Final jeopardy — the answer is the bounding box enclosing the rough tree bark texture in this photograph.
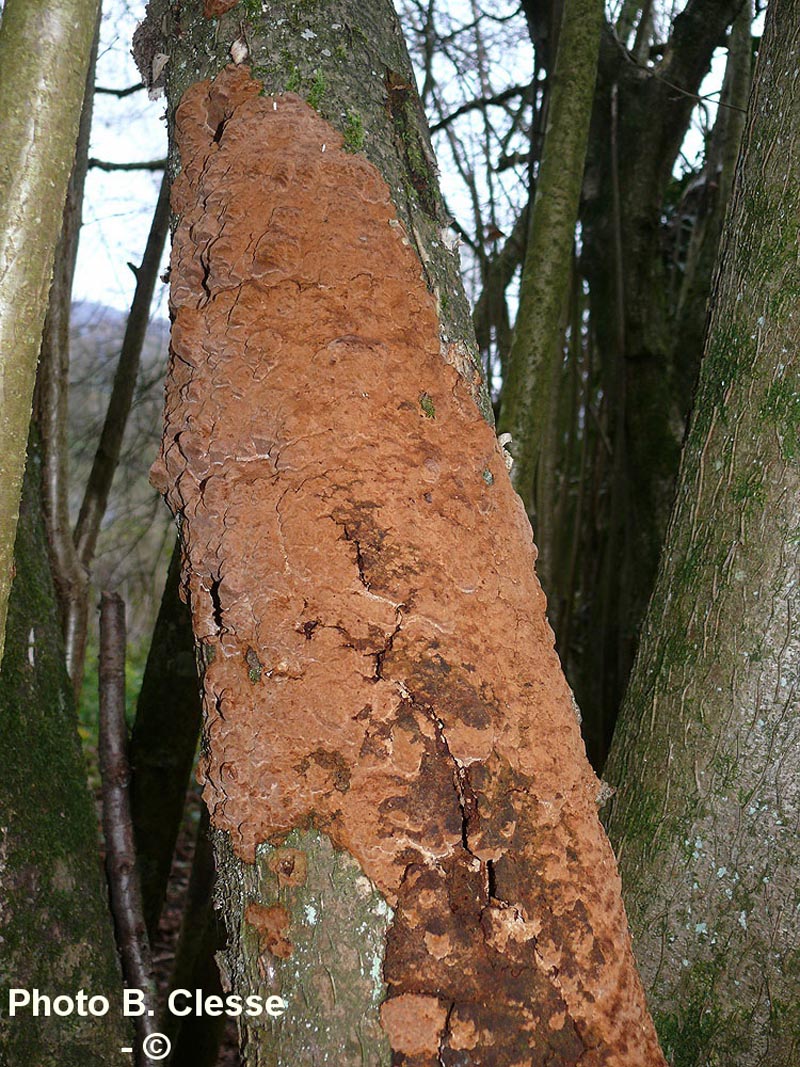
[605,2,800,1063]
[0,0,101,666]
[142,1,666,1062]
[0,440,131,1064]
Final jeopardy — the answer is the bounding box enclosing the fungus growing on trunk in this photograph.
[154,64,665,1064]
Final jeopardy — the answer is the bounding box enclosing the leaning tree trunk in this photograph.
[0,0,101,666]
[0,439,131,1063]
[137,1,665,1062]
[604,3,800,1063]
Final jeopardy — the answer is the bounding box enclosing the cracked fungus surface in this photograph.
[155,66,665,1066]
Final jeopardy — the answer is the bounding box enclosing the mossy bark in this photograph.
[0,0,101,667]
[0,440,131,1063]
[673,1,752,413]
[499,0,603,508]
[605,3,800,1061]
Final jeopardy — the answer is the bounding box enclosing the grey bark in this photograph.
[605,2,800,1061]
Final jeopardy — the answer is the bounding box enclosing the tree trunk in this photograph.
[139,0,666,1062]
[34,11,99,691]
[569,0,744,758]
[672,0,752,414]
[499,0,602,509]
[0,0,101,665]
[604,2,800,1062]
[130,538,202,941]
[0,438,131,1063]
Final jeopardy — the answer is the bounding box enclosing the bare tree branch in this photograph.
[89,156,166,171]
[74,172,170,569]
[99,592,157,1064]
[429,81,532,132]
[95,81,145,97]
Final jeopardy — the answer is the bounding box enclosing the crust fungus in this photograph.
[155,65,666,1065]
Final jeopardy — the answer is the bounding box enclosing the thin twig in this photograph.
[610,27,749,113]
[95,82,145,97]
[89,157,166,171]
[429,82,532,133]
[99,592,157,1065]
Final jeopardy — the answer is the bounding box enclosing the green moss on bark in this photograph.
[0,442,130,1062]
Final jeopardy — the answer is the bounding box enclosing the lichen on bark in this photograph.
[150,61,665,1063]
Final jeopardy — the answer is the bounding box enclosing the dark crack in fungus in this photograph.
[155,65,666,1065]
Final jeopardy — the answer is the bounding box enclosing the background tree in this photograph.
[0,450,131,1062]
[400,0,755,769]
[499,0,602,518]
[0,0,103,663]
[605,0,800,1061]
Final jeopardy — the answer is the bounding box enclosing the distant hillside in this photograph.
[69,300,174,643]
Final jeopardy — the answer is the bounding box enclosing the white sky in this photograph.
[74,2,168,313]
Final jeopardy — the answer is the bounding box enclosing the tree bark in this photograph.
[140,0,666,1062]
[0,0,101,666]
[34,12,99,693]
[605,2,800,1062]
[673,0,752,413]
[0,438,131,1063]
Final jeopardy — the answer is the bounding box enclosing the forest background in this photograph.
[1,0,798,1064]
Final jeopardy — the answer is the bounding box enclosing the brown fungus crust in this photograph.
[156,65,666,1066]
[203,0,239,17]
[244,902,293,960]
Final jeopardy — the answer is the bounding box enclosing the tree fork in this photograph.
[140,2,665,1062]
